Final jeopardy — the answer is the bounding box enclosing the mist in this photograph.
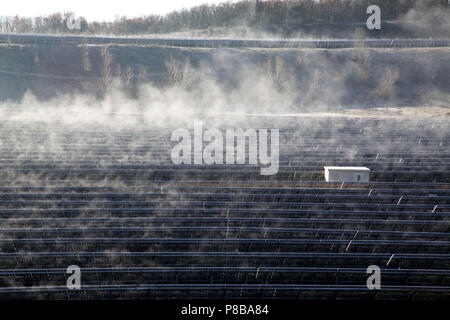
[0,1,449,300]
[394,1,450,38]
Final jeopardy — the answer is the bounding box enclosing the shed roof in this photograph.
[324,166,370,171]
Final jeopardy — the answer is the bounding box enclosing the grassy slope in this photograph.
[0,44,449,112]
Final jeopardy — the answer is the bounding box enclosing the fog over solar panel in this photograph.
[0,112,448,299]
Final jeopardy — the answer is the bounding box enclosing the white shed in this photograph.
[324,166,370,182]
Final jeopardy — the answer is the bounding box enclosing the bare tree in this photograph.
[165,55,195,88]
[115,64,122,79]
[101,46,113,94]
[165,55,181,86]
[137,66,148,89]
[310,69,321,100]
[33,49,40,66]
[77,39,92,93]
[354,50,372,83]
[295,51,308,70]
[263,55,288,91]
[376,67,399,100]
[81,39,91,73]
[122,66,134,89]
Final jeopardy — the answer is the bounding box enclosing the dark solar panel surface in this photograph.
[0,115,448,299]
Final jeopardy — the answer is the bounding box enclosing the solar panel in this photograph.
[0,116,448,299]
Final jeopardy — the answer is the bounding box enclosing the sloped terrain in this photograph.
[0,113,448,299]
[0,43,449,111]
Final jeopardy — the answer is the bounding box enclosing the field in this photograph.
[0,110,448,299]
[0,35,448,300]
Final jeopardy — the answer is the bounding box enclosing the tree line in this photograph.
[0,0,448,36]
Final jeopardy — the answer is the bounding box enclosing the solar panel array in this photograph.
[0,114,448,299]
[2,34,450,48]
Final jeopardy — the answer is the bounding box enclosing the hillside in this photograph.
[0,43,449,114]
